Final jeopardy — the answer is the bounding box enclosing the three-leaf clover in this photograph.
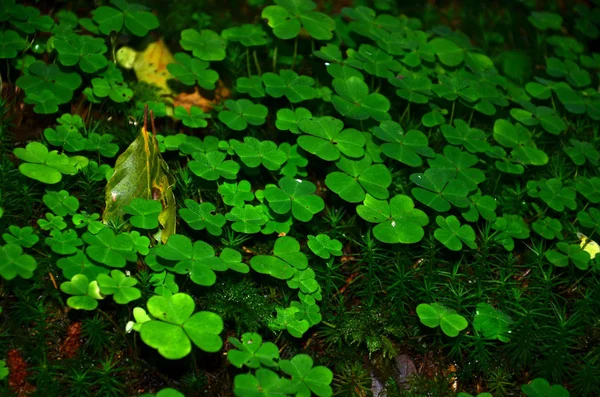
[307,235,342,259]
[222,24,268,47]
[430,37,464,67]
[189,151,240,180]
[17,61,82,106]
[261,0,335,40]
[54,33,108,73]
[92,0,159,36]
[325,155,391,203]
[230,137,287,171]
[473,303,512,343]
[178,199,226,236]
[522,378,569,397]
[167,52,219,89]
[357,194,429,244]
[227,332,279,369]
[527,179,577,212]
[262,70,317,103]
[180,28,226,61]
[140,293,223,359]
[218,181,254,207]
[13,142,79,184]
[276,107,312,133]
[218,99,268,131]
[298,116,365,160]
[250,236,307,280]
[2,226,39,248]
[225,205,268,234]
[60,274,102,310]
[97,269,141,304]
[124,198,163,229]
[0,30,27,59]
[280,354,333,397]
[434,215,477,251]
[373,121,434,167]
[234,369,296,396]
[264,177,325,222]
[545,242,591,270]
[331,76,391,121]
[0,244,38,280]
[416,303,468,337]
[173,106,210,128]
[82,228,137,268]
[410,168,471,212]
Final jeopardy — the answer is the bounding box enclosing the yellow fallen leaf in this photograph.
[577,232,600,259]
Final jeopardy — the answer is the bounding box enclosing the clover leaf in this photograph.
[97,269,141,304]
[280,143,308,177]
[85,133,119,157]
[276,107,312,133]
[298,116,365,160]
[532,217,563,240]
[60,274,103,310]
[564,139,600,166]
[528,11,563,31]
[0,244,38,280]
[13,142,79,184]
[430,37,464,67]
[140,293,223,359]
[82,227,137,268]
[56,250,108,280]
[491,215,530,251]
[173,105,210,128]
[389,73,433,104]
[473,303,512,343]
[357,194,429,244]
[155,234,226,285]
[227,332,279,369]
[2,226,39,248]
[218,181,255,207]
[527,179,577,212]
[307,235,342,259]
[576,177,600,204]
[92,0,159,36]
[180,28,226,61]
[38,213,67,231]
[91,63,133,103]
[373,121,434,167]
[123,198,162,229]
[264,177,325,222]
[269,306,310,337]
[410,168,471,212]
[236,76,265,98]
[434,215,477,251]
[178,199,225,236]
[261,0,335,40]
[331,76,390,121]
[287,268,319,294]
[189,151,240,180]
[234,369,296,397]
[218,99,268,131]
[45,229,83,255]
[325,155,391,203]
[222,24,268,47]
[226,205,268,234]
[262,70,317,103]
[427,146,485,191]
[230,137,287,171]
[416,303,468,337]
[280,354,333,397]
[54,33,108,73]
[250,236,307,279]
[522,378,569,397]
[346,44,401,78]
[44,125,87,152]
[42,190,79,216]
[441,119,491,153]
[167,52,218,89]
[0,30,27,59]
[16,61,81,105]
[545,242,590,270]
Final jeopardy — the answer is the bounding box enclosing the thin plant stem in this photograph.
[292,37,298,70]
[468,108,475,125]
[253,49,262,76]
[450,100,456,124]
[273,45,278,72]
[246,48,251,77]
[98,309,136,361]
[400,102,410,123]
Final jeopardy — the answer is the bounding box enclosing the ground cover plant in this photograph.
[1,0,600,395]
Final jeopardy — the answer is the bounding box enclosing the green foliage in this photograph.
[417,303,469,337]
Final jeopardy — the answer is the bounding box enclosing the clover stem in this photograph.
[272,45,278,72]
[253,49,262,76]
[370,74,375,91]
[110,34,118,64]
[292,37,298,70]
[246,48,251,77]
[449,100,456,124]
[400,102,410,123]
[468,108,475,125]
[375,78,382,93]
